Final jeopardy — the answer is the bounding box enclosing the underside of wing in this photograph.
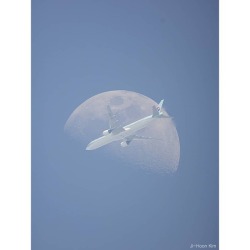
[131,134,161,140]
[120,134,161,148]
[107,105,118,129]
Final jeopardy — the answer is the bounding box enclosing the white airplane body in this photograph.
[86,100,169,150]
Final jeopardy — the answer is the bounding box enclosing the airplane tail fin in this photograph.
[152,99,172,118]
[152,99,164,117]
[157,99,164,111]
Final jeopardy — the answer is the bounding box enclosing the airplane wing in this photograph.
[107,105,118,129]
[132,135,161,140]
[124,134,161,143]
[120,134,161,147]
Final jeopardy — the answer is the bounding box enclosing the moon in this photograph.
[64,90,180,173]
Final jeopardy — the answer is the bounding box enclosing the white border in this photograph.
[0,0,249,249]
[0,1,31,250]
[220,0,250,249]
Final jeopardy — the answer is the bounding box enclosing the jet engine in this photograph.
[102,129,111,136]
[120,141,129,147]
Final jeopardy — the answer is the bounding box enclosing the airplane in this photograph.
[86,99,171,150]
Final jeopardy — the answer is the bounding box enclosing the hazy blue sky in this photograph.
[32,0,218,249]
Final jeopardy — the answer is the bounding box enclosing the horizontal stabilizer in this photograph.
[161,114,172,119]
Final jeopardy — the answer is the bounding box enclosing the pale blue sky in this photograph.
[32,0,218,249]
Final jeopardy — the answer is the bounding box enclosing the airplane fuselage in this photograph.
[86,114,158,150]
